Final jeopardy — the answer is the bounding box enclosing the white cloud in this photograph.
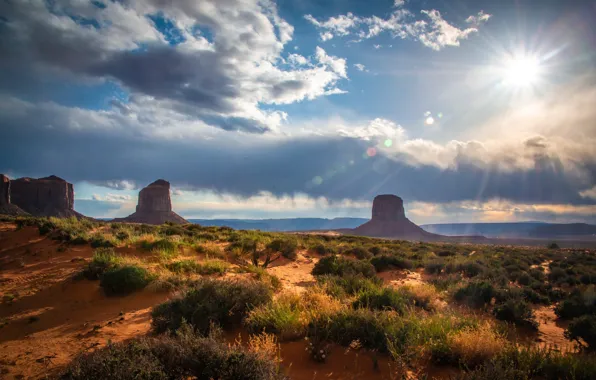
[91,193,132,202]
[353,63,368,72]
[287,53,310,67]
[580,186,596,200]
[315,47,347,78]
[305,5,490,50]
[1,0,350,133]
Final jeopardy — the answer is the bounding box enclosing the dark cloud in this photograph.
[0,102,594,206]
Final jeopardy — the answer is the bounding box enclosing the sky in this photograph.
[1,0,595,224]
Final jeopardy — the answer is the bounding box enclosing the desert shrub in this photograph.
[90,234,116,248]
[151,278,272,335]
[352,287,412,314]
[61,324,283,380]
[437,250,456,257]
[529,268,546,282]
[308,308,392,352]
[368,245,383,256]
[555,287,596,319]
[565,315,596,350]
[310,243,336,256]
[402,284,440,311]
[266,238,298,260]
[517,272,533,286]
[548,242,560,249]
[548,267,567,283]
[460,262,483,278]
[245,290,342,340]
[429,274,463,291]
[370,255,413,272]
[493,299,538,329]
[448,324,507,368]
[82,248,122,280]
[312,255,376,278]
[115,230,130,241]
[166,259,229,275]
[457,346,596,380]
[424,260,445,274]
[454,281,495,308]
[100,265,154,296]
[344,246,372,260]
[141,238,179,254]
[161,225,188,236]
[317,274,383,298]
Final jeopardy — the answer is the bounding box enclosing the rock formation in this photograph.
[351,195,441,241]
[0,174,28,215]
[10,175,83,218]
[112,179,188,225]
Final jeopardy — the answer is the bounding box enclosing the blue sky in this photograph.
[1,0,595,224]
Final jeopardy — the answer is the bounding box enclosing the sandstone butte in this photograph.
[351,194,442,241]
[0,174,28,216]
[112,179,188,225]
[3,174,84,218]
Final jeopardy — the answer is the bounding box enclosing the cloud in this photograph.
[580,186,596,200]
[353,63,368,72]
[0,0,349,133]
[91,193,132,202]
[1,83,594,209]
[304,6,490,50]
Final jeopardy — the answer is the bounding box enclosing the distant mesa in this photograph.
[112,179,188,225]
[4,174,84,218]
[351,194,441,241]
[0,174,28,216]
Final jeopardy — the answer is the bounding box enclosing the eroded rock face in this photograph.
[112,179,188,225]
[0,174,9,205]
[136,179,172,213]
[0,174,29,216]
[352,194,440,242]
[371,195,406,221]
[10,175,81,218]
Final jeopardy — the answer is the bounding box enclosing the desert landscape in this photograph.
[1,175,595,379]
[2,0,596,379]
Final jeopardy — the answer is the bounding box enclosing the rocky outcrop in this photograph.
[0,174,28,215]
[10,175,83,218]
[112,179,188,225]
[351,194,442,241]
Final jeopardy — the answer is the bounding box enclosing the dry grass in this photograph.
[248,332,281,363]
[403,284,442,311]
[448,323,507,367]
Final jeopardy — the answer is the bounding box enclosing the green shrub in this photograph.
[61,324,283,380]
[100,266,154,296]
[83,248,122,280]
[90,234,116,248]
[370,255,413,272]
[312,255,376,278]
[565,315,596,350]
[310,243,336,256]
[352,288,412,314]
[344,247,372,260]
[151,278,272,334]
[493,299,538,329]
[458,346,596,380]
[317,274,383,298]
[425,261,445,274]
[548,267,567,283]
[454,281,495,308]
[166,260,229,275]
[266,238,298,260]
[555,288,596,319]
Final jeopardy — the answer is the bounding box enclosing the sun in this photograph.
[501,54,543,87]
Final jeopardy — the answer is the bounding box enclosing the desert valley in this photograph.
[1,0,596,378]
[0,174,595,379]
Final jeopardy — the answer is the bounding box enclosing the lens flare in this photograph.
[366,147,377,157]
